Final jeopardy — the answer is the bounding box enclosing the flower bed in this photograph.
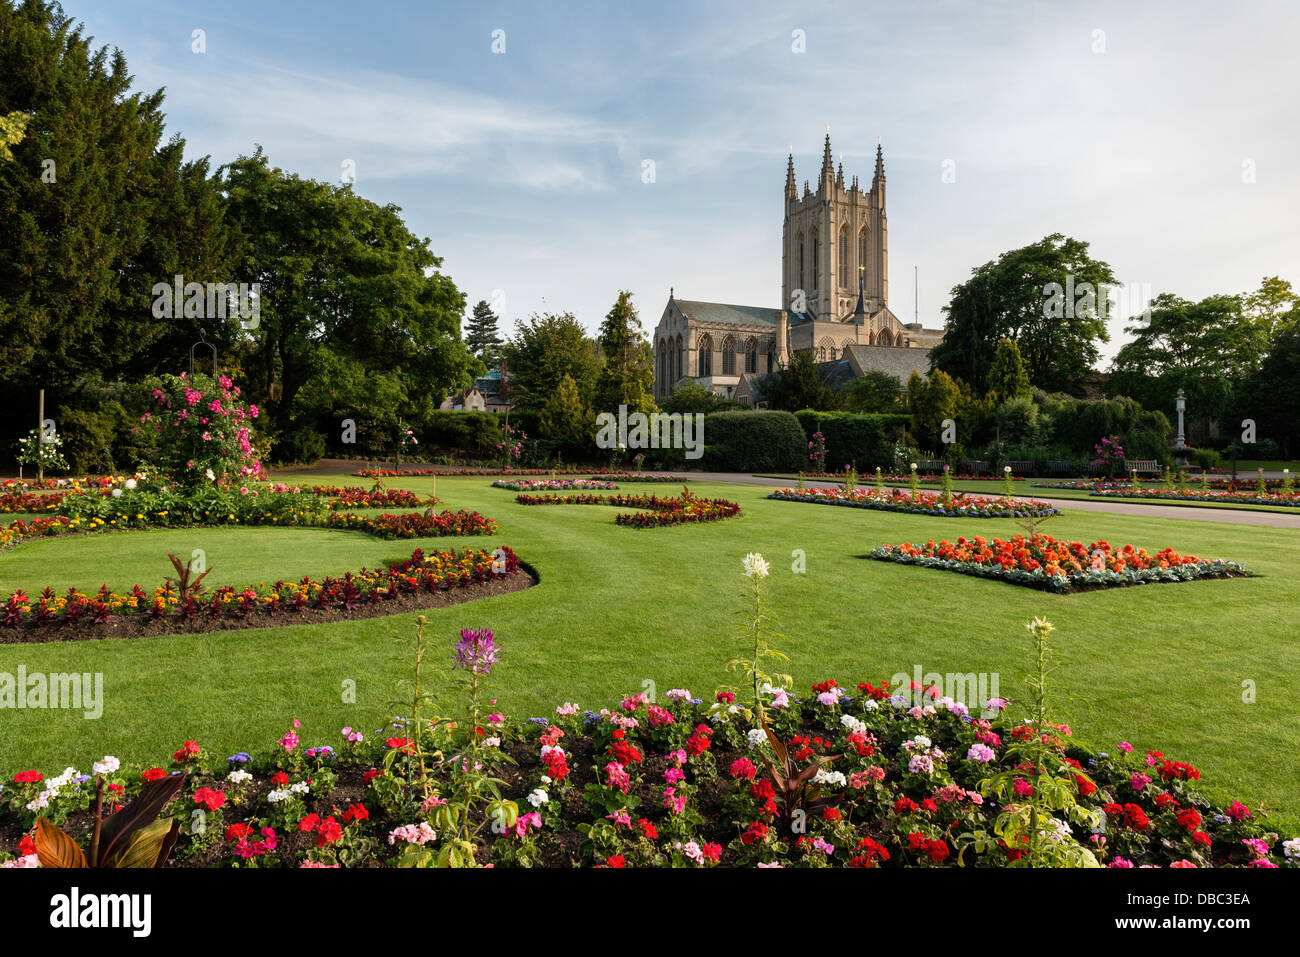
[514,491,741,527]
[306,486,439,509]
[870,534,1248,593]
[768,486,1059,518]
[3,677,1292,868]
[0,546,525,640]
[1090,487,1300,508]
[353,468,686,482]
[796,471,1025,483]
[491,479,619,491]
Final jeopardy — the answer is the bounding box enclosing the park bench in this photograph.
[1046,460,1074,476]
[962,460,990,475]
[919,459,944,474]
[1123,459,1160,477]
[1007,460,1035,476]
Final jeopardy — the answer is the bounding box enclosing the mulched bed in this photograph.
[0,571,535,644]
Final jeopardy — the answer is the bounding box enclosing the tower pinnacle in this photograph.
[786,151,797,199]
[821,132,833,180]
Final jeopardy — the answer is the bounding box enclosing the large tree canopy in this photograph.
[593,290,655,416]
[218,149,478,451]
[1108,291,1269,431]
[502,312,602,415]
[928,234,1117,395]
[0,0,231,401]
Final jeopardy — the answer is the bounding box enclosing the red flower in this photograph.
[192,787,226,812]
[637,818,658,840]
[141,767,167,782]
[362,769,384,785]
[385,737,412,752]
[173,740,201,762]
[270,771,289,787]
[342,803,369,824]
[12,770,42,784]
[224,823,254,841]
[1176,809,1202,831]
[742,821,769,845]
[701,842,722,861]
[715,692,735,704]
[18,835,36,856]
[822,807,842,821]
[606,854,626,868]
[1192,830,1212,847]
[298,813,321,832]
[315,816,343,846]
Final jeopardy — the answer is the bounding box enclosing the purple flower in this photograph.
[454,628,499,675]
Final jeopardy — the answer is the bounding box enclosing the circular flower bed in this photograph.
[4,678,1293,868]
[354,468,687,482]
[768,486,1059,519]
[491,479,618,491]
[1090,487,1300,508]
[870,534,1248,593]
[514,490,741,527]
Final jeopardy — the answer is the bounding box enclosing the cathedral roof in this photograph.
[674,299,811,327]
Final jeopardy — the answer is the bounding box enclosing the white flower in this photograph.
[840,714,867,735]
[863,699,879,711]
[1004,465,1012,473]
[25,790,53,812]
[540,775,552,785]
[111,488,122,498]
[205,468,215,481]
[742,552,770,579]
[813,768,847,788]
[1283,837,1300,859]
[912,734,932,750]
[92,756,120,776]
[289,781,310,795]
[484,736,501,748]
[124,478,137,490]
[746,728,768,748]
[526,789,549,807]
[266,788,291,803]
[227,769,253,785]
[910,462,918,471]
[48,767,79,789]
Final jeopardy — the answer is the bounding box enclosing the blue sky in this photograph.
[74,0,1300,362]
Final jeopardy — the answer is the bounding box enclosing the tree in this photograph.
[218,149,478,450]
[502,312,602,414]
[594,290,655,416]
[1244,276,1299,339]
[660,382,744,414]
[840,370,904,413]
[910,368,962,451]
[985,338,1031,404]
[538,373,592,447]
[465,299,504,367]
[764,349,840,412]
[0,0,233,414]
[0,109,27,161]
[929,234,1117,394]
[1229,325,1300,459]
[1109,292,1267,435]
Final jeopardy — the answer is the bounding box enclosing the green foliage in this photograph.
[538,373,594,453]
[985,338,1031,404]
[503,312,602,414]
[421,411,503,459]
[273,427,326,466]
[1229,323,1300,459]
[1110,291,1268,429]
[909,369,962,449]
[659,382,744,414]
[839,370,904,413]
[0,0,233,420]
[929,234,1116,394]
[762,350,840,412]
[593,291,655,417]
[139,372,261,488]
[219,148,478,437]
[994,395,1049,448]
[464,300,504,367]
[1049,394,1171,462]
[702,411,806,472]
[792,411,910,470]
[13,427,68,472]
[0,108,28,161]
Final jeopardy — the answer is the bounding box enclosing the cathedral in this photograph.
[652,134,944,404]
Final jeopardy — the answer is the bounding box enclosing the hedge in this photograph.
[794,411,911,470]
[422,411,504,457]
[701,410,806,472]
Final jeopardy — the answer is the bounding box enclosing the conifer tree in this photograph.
[465,300,504,366]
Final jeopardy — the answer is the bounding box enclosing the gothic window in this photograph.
[697,333,712,377]
[721,335,736,375]
[797,233,805,290]
[858,229,869,285]
[675,334,684,383]
[811,229,819,281]
[767,341,777,373]
[839,227,849,287]
[819,336,836,362]
[657,339,666,394]
[745,337,758,373]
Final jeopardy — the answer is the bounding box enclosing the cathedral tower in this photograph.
[781,134,888,322]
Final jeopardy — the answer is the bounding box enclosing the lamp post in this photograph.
[1171,388,1193,468]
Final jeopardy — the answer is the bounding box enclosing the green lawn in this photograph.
[1,473,1296,831]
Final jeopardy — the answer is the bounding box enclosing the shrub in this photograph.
[421,411,503,458]
[139,373,262,488]
[701,411,805,472]
[793,411,910,471]
[273,427,326,466]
